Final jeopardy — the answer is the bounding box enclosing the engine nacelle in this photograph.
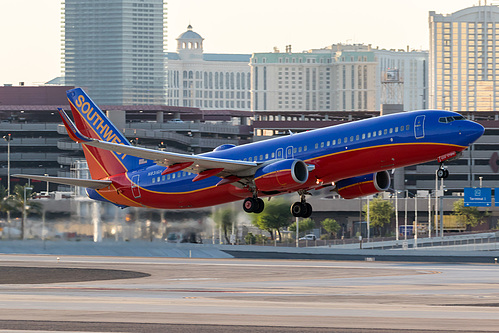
[254,159,309,192]
[336,171,390,199]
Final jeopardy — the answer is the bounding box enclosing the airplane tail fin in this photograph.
[64,88,151,179]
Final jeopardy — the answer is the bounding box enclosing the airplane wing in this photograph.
[12,174,112,190]
[58,108,259,179]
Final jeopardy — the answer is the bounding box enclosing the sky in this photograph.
[0,0,481,85]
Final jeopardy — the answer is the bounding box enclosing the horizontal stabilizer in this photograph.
[12,174,112,190]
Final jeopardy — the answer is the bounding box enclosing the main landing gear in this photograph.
[437,163,449,179]
[291,191,312,218]
[243,197,264,214]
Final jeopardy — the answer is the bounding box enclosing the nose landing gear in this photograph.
[437,164,449,179]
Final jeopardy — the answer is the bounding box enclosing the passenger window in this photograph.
[249,157,252,161]
[356,135,359,140]
[400,126,404,131]
[367,132,371,138]
[265,153,269,159]
[254,156,257,161]
[338,138,342,144]
[167,174,171,180]
[304,146,308,151]
[378,130,382,136]
[298,147,302,152]
[326,141,330,147]
[157,177,160,182]
[395,127,399,133]
[350,136,354,141]
[362,133,365,139]
[162,176,166,181]
[315,143,319,149]
[260,155,263,160]
[406,125,410,130]
[344,137,348,143]
[293,148,297,153]
[332,140,336,145]
[271,153,275,158]
[389,128,393,134]
[152,178,156,184]
[373,131,376,137]
[172,174,176,179]
[320,142,324,148]
[384,129,387,135]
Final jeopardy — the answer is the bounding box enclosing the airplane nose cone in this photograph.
[462,121,484,145]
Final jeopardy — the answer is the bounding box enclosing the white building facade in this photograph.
[251,44,428,112]
[374,48,428,111]
[166,26,252,110]
[429,5,499,111]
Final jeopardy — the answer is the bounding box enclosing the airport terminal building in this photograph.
[0,85,252,193]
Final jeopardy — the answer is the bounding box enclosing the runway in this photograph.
[0,255,498,332]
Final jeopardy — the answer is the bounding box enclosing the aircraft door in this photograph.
[414,115,425,139]
[131,174,141,199]
[276,148,284,159]
[286,146,294,159]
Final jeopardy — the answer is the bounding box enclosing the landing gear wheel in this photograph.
[254,198,265,214]
[302,203,313,218]
[243,197,257,213]
[291,202,304,217]
[437,168,449,179]
[291,202,313,218]
[243,197,265,213]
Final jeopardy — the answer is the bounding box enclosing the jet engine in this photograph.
[335,171,390,199]
[254,159,309,192]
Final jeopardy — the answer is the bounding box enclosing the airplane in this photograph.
[14,88,484,218]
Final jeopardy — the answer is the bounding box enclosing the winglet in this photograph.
[58,108,93,143]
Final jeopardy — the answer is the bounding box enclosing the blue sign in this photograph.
[464,187,492,207]
[399,225,413,236]
[495,188,499,207]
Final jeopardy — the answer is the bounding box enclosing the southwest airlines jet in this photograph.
[14,88,484,218]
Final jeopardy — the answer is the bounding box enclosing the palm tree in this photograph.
[8,185,42,239]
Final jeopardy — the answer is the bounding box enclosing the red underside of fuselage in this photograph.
[96,142,464,209]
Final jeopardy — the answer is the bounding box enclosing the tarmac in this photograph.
[1,236,499,263]
[0,254,499,332]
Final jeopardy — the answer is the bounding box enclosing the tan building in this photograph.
[430,5,499,111]
[251,46,377,112]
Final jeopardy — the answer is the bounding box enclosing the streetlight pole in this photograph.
[435,170,439,238]
[428,192,431,238]
[395,191,399,242]
[3,134,11,196]
[22,185,33,240]
[296,216,299,248]
[404,190,408,241]
[3,134,12,239]
[414,192,418,249]
[367,196,370,243]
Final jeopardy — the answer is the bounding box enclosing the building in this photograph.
[374,48,428,111]
[429,5,499,111]
[166,25,252,110]
[251,44,427,112]
[63,0,167,105]
[251,46,376,112]
[0,85,253,193]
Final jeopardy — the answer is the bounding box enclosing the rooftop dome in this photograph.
[177,25,203,40]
